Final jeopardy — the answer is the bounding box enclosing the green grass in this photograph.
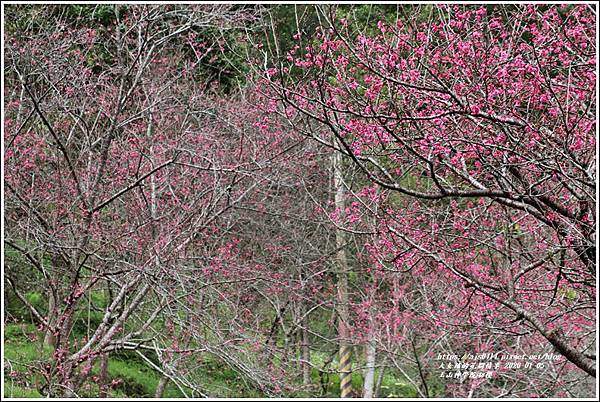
[102,356,184,398]
[3,323,184,398]
[3,381,42,398]
[4,320,421,398]
[4,323,52,397]
[3,323,261,398]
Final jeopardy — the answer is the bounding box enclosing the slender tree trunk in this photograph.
[155,373,170,398]
[56,302,79,397]
[374,362,386,398]
[98,352,109,398]
[155,335,192,397]
[282,330,291,367]
[363,339,376,398]
[333,151,352,398]
[363,263,378,399]
[295,329,301,372]
[411,338,430,397]
[148,117,172,400]
[43,289,57,348]
[155,328,195,398]
[59,359,77,398]
[302,312,311,386]
[262,302,288,364]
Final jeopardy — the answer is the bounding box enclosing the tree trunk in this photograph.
[99,352,109,398]
[155,374,169,398]
[363,339,376,398]
[363,265,378,399]
[374,362,386,398]
[44,259,61,349]
[333,151,352,398]
[262,301,288,364]
[302,314,311,386]
[155,350,183,398]
[58,360,77,398]
[43,290,57,348]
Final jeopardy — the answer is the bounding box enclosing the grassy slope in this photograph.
[4,322,419,398]
[4,308,419,398]
[3,323,264,398]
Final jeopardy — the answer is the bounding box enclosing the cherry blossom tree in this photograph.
[261,3,596,396]
[4,4,274,396]
[3,3,596,399]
